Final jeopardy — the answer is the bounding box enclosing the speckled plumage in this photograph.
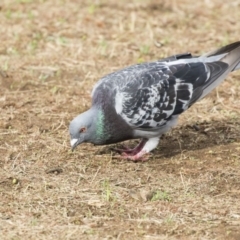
[69,42,240,161]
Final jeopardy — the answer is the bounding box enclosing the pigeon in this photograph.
[69,41,240,161]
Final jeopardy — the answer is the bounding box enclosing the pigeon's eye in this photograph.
[79,127,87,133]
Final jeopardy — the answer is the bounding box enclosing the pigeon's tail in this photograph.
[199,41,240,100]
[203,41,240,57]
[204,41,240,71]
[215,41,240,71]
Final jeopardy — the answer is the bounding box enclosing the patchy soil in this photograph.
[1,0,240,239]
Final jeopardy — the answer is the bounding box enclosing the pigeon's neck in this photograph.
[95,110,106,140]
[91,85,134,144]
[92,105,134,145]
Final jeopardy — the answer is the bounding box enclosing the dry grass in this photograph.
[1,0,240,239]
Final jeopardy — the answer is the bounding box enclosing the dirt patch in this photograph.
[1,0,240,239]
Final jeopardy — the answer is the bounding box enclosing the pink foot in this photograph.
[112,139,147,156]
[112,145,133,154]
[119,151,150,162]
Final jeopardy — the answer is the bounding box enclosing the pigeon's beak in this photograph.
[71,138,81,151]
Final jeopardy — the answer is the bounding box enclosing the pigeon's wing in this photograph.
[91,53,194,98]
[115,61,229,129]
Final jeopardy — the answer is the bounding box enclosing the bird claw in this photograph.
[111,140,147,156]
[115,151,150,162]
[111,140,149,161]
[111,145,133,154]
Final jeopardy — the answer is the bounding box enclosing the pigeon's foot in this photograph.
[113,137,158,161]
[112,139,147,156]
[112,145,133,154]
[120,150,149,162]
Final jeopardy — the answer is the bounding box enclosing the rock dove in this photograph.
[69,41,240,161]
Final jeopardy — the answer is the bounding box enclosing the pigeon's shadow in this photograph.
[155,119,240,158]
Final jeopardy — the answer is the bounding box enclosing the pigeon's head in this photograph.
[69,109,96,151]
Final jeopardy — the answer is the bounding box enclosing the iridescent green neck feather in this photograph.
[96,110,105,140]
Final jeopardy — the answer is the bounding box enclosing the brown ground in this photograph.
[1,0,240,239]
